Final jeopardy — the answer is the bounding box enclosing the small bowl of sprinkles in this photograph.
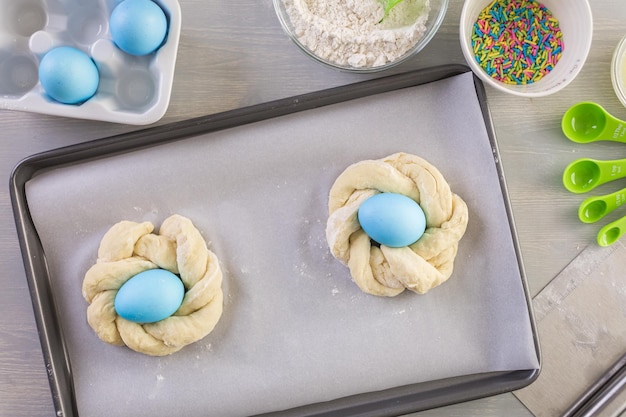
[460,0,593,97]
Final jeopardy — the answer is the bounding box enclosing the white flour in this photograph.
[282,0,431,68]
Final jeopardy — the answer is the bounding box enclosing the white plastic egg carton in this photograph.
[0,0,181,125]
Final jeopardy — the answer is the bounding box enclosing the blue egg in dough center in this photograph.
[114,269,185,324]
[357,192,427,248]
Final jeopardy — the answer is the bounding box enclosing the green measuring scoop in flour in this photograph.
[379,0,406,19]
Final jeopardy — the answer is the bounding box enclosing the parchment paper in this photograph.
[25,72,539,417]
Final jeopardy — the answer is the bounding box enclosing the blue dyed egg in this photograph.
[110,0,168,56]
[114,269,184,324]
[357,193,426,247]
[38,46,99,104]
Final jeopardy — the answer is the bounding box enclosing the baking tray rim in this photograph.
[9,64,541,417]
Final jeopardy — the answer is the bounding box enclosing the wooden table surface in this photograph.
[1,0,625,415]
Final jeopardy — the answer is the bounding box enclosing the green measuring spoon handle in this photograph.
[597,158,626,185]
[604,113,626,143]
[597,215,626,246]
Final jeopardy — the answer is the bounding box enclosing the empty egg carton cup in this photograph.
[0,0,181,125]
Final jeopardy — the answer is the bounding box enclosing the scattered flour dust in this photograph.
[282,0,431,68]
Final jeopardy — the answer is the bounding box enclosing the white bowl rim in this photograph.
[611,33,626,107]
[273,0,450,73]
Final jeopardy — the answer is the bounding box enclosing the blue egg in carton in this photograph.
[0,0,181,125]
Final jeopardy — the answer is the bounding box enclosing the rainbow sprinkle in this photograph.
[471,0,564,85]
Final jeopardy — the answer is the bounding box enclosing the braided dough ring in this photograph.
[326,152,469,296]
[82,214,223,356]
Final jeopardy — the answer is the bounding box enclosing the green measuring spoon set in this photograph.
[562,101,626,246]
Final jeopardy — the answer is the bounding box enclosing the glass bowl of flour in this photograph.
[274,0,448,72]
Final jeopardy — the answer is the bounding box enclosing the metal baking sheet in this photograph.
[11,65,540,417]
